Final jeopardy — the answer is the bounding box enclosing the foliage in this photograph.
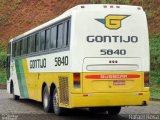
[13,0,22,10]
[150,34,160,98]
[0,15,8,25]
[150,33,160,71]
[0,43,7,84]
[0,69,6,84]
[0,52,7,68]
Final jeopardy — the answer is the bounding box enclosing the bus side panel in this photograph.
[22,58,37,99]
[15,59,28,98]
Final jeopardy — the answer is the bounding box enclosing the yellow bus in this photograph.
[6,4,150,115]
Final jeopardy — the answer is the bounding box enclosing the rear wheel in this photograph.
[42,86,53,112]
[53,88,65,115]
[107,106,121,115]
[11,82,19,100]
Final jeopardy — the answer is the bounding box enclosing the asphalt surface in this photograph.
[0,89,160,120]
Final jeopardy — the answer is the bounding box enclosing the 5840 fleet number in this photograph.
[100,49,126,55]
[55,56,69,66]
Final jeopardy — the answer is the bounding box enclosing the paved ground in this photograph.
[0,89,160,120]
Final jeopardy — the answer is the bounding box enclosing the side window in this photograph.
[45,29,50,50]
[63,20,70,47]
[40,31,45,51]
[17,41,21,56]
[15,42,17,57]
[20,40,22,56]
[28,37,31,54]
[31,35,36,53]
[35,33,40,52]
[23,38,28,55]
[15,42,18,57]
[12,42,16,57]
[57,24,63,48]
[21,40,24,56]
[50,26,57,49]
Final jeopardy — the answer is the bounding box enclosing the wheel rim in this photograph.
[43,91,48,108]
[53,90,59,112]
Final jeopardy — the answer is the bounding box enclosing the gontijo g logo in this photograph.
[96,15,130,30]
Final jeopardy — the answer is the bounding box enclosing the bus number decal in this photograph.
[100,49,126,55]
[55,56,69,66]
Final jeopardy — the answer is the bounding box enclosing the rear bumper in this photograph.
[69,92,150,108]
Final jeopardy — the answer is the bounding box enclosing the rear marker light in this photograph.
[110,5,114,8]
[73,73,80,88]
[116,6,120,8]
[137,7,141,10]
[103,5,107,8]
[109,60,118,63]
[81,6,85,8]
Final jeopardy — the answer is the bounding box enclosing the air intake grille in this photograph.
[59,77,69,105]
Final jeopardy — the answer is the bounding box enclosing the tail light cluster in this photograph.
[144,72,150,87]
[73,73,80,88]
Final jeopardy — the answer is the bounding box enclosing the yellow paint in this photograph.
[82,72,144,93]
[105,15,129,29]
[70,92,150,108]
[21,59,149,108]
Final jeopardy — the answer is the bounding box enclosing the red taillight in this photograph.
[73,73,80,88]
[144,72,150,87]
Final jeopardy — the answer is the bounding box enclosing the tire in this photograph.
[11,83,19,100]
[53,88,65,116]
[107,106,121,115]
[42,86,53,112]
[89,107,107,113]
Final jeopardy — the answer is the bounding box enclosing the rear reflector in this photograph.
[144,72,150,87]
[73,73,80,88]
[83,94,88,97]
[138,93,143,96]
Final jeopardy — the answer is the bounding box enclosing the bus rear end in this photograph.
[70,4,150,110]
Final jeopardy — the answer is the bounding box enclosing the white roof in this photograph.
[10,4,142,42]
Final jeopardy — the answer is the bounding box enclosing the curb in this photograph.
[150,98,160,101]
[0,84,6,89]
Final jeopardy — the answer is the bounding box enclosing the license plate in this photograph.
[113,80,125,85]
